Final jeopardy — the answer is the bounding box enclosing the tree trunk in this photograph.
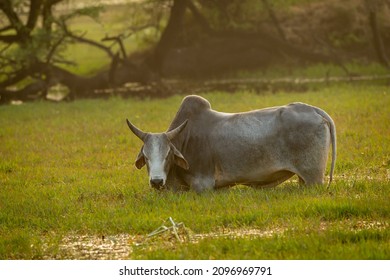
[261,0,287,42]
[368,11,390,67]
[152,0,189,73]
[366,0,390,67]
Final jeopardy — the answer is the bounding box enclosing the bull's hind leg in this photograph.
[295,148,328,186]
[294,148,329,186]
[292,119,330,186]
[297,168,325,186]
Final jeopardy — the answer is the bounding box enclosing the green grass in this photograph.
[232,62,390,80]
[138,228,390,260]
[0,83,389,259]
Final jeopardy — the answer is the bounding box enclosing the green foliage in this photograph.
[0,3,106,81]
[59,6,105,23]
[59,2,165,75]
[14,29,65,64]
[0,84,389,259]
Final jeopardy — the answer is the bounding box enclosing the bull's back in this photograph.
[210,103,320,154]
[208,103,329,185]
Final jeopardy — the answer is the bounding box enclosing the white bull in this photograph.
[127,95,336,193]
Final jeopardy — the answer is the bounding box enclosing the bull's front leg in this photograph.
[165,171,190,192]
[188,175,215,194]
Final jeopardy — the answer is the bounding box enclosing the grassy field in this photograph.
[0,83,389,259]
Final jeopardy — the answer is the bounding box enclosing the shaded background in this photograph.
[1,0,389,103]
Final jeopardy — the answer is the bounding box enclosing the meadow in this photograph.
[0,83,389,259]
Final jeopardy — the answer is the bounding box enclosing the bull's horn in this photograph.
[166,120,188,140]
[126,119,147,141]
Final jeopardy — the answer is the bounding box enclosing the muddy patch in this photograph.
[55,227,284,260]
[58,234,132,260]
[54,219,388,260]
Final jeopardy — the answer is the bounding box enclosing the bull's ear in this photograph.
[171,145,189,170]
[135,149,146,169]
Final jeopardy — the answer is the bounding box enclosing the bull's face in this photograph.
[126,119,189,189]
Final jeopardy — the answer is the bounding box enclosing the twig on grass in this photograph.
[146,217,188,242]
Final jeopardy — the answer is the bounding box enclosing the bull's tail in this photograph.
[314,107,337,187]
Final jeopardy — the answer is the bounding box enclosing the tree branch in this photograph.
[26,0,43,31]
[0,0,30,43]
[0,25,13,33]
[261,0,286,42]
[43,0,64,33]
[46,34,66,63]
[0,67,33,88]
[0,34,20,43]
[59,21,115,59]
[102,35,127,59]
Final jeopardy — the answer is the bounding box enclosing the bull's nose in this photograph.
[150,178,164,188]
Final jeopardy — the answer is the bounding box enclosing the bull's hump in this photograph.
[181,95,211,113]
[169,95,211,130]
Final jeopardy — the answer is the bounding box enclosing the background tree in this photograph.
[1,0,389,104]
[365,0,390,68]
[0,0,159,103]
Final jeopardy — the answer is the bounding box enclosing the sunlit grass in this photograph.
[0,83,389,259]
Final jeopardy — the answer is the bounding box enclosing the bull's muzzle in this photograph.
[150,178,164,189]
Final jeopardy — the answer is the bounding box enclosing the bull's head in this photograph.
[126,119,189,189]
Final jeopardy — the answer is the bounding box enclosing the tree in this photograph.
[1,0,388,104]
[0,0,158,103]
[365,0,390,68]
[149,0,335,78]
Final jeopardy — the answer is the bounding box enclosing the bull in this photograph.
[126,95,336,193]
